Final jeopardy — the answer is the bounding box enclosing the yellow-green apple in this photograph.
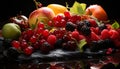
[85,4,108,21]
[28,7,55,29]
[2,23,21,39]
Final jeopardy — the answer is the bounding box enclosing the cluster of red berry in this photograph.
[11,11,120,55]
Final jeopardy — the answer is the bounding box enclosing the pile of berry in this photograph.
[11,11,120,55]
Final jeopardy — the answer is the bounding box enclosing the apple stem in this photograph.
[65,2,70,10]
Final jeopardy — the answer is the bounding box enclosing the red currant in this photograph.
[37,22,44,29]
[47,34,57,45]
[30,35,37,43]
[11,40,20,49]
[24,46,33,55]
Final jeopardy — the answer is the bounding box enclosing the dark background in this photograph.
[0,0,119,27]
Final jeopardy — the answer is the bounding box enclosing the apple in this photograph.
[85,4,108,21]
[2,23,21,39]
[28,7,55,29]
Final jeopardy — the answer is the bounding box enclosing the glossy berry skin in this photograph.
[80,26,91,36]
[65,22,76,31]
[109,29,119,40]
[11,40,20,49]
[62,40,77,51]
[42,29,49,38]
[88,19,98,27]
[47,35,57,45]
[40,42,52,54]
[24,46,33,55]
[64,11,71,19]
[100,29,110,40]
[20,40,28,49]
[29,35,37,43]
[71,30,80,41]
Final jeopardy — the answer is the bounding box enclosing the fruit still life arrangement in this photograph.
[0,1,120,68]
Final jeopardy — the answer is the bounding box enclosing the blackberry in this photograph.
[6,47,20,59]
[62,40,77,51]
[103,39,115,48]
[80,25,91,36]
[84,20,91,27]
[90,39,115,52]
[99,24,107,31]
[76,20,90,31]
[97,40,105,47]
[54,39,63,48]
[90,40,105,52]
[90,41,100,52]
[76,21,84,31]
[65,22,76,31]
[40,42,52,54]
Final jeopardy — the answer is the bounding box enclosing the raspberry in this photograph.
[109,29,119,40]
[91,32,100,41]
[47,34,57,45]
[88,19,98,27]
[79,35,86,40]
[100,29,110,40]
[71,30,80,41]
[106,24,112,30]
[90,27,99,35]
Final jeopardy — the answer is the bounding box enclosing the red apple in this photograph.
[85,4,108,21]
[28,7,55,29]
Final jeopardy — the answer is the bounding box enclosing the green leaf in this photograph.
[70,1,86,15]
[77,39,87,52]
[112,21,120,29]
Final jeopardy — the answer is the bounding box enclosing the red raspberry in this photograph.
[79,35,86,40]
[71,30,80,41]
[90,27,99,35]
[91,32,100,41]
[109,29,119,40]
[88,19,98,27]
[100,29,110,40]
[106,24,112,30]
